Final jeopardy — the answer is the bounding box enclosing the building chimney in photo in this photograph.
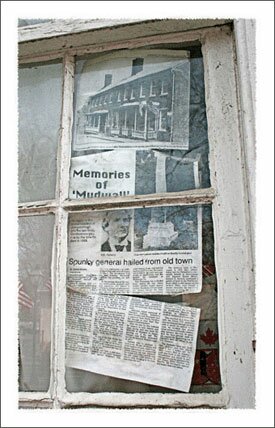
[104,74,112,87]
[131,58,144,76]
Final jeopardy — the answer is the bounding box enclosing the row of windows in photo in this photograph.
[86,109,169,133]
[88,79,169,108]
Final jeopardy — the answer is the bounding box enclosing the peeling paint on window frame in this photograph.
[18,19,255,409]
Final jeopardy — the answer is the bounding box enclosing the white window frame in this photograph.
[123,87,128,101]
[130,87,136,100]
[149,79,157,97]
[160,80,168,96]
[18,19,255,409]
[139,83,146,98]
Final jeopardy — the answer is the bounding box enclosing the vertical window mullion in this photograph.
[56,54,75,203]
[51,54,75,407]
[202,27,255,408]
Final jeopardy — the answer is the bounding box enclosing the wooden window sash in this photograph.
[18,22,254,409]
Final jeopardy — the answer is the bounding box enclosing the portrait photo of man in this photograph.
[101,210,132,252]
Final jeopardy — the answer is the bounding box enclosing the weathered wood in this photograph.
[19,18,231,43]
[18,19,143,42]
[18,391,53,409]
[50,55,76,407]
[18,188,215,214]
[19,399,54,409]
[18,200,57,215]
[18,20,232,64]
[18,30,199,65]
[56,55,75,203]
[19,390,227,409]
[64,188,216,212]
[202,25,255,409]
[234,19,256,264]
[51,208,68,408]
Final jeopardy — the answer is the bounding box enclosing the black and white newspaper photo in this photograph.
[67,205,202,295]
[72,50,190,151]
[65,293,200,392]
[68,50,201,200]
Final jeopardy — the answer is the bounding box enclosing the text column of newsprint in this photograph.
[66,205,201,391]
[66,292,200,392]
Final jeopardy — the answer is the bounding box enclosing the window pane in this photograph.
[69,51,210,199]
[18,215,54,391]
[18,62,62,203]
[65,205,220,393]
[186,205,220,393]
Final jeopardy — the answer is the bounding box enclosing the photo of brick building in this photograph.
[76,57,190,149]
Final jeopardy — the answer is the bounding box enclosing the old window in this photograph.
[123,87,129,101]
[159,109,168,131]
[149,80,157,97]
[161,80,169,95]
[130,87,136,100]
[16,18,255,411]
[139,83,146,98]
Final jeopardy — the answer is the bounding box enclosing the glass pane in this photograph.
[186,205,220,393]
[18,62,62,203]
[69,50,210,199]
[65,205,221,393]
[18,215,54,391]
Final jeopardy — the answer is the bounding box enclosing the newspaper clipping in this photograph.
[69,149,136,199]
[67,205,202,295]
[69,149,200,199]
[69,52,199,200]
[72,52,190,151]
[66,292,200,392]
[65,52,201,392]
